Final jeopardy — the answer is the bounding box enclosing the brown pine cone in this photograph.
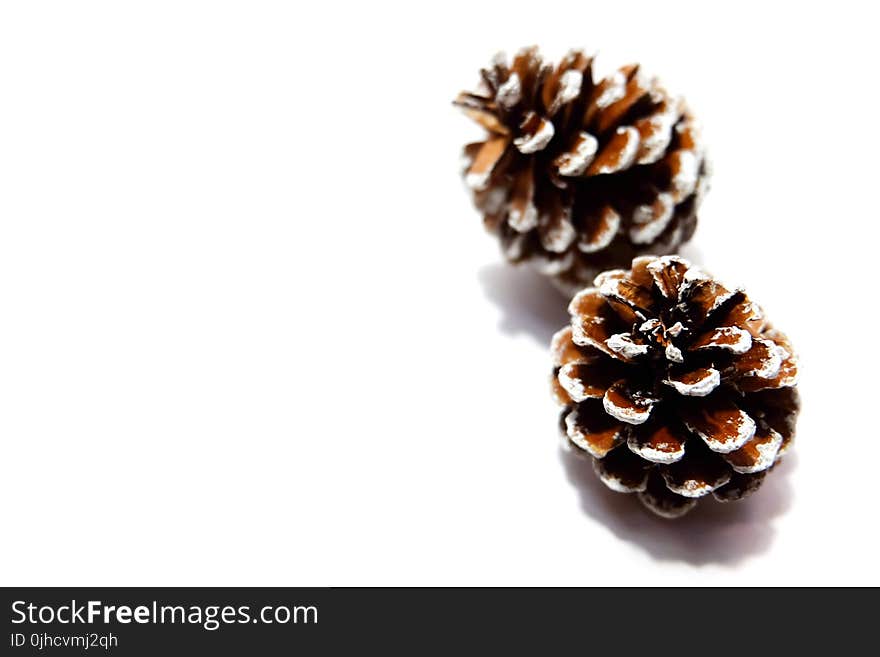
[456,47,710,295]
[551,256,799,518]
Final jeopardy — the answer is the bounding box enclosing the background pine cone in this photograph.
[551,256,799,518]
[456,47,710,295]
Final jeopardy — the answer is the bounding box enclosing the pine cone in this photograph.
[551,256,799,518]
[456,47,710,295]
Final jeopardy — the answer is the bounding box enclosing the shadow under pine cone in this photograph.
[478,262,570,346]
[560,446,795,565]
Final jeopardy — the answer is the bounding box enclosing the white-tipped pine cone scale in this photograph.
[456,47,710,295]
[551,256,800,518]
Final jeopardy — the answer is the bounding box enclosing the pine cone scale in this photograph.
[663,365,720,396]
[593,446,650,493]
[576,205,619,252]
[723,427,783,474]
[464,136,507,190]
[627,421,688,464]
[565,403,625,458]
[681,395,757,453]
[639,472,697,518]
[603,381,655,425]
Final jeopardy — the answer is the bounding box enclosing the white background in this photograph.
[1,1,877,586]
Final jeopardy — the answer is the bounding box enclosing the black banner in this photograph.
[1,587,874,654]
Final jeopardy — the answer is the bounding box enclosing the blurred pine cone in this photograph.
[456,47,709,295]
[551,256,799,518]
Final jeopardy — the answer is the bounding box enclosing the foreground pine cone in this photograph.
[551,256,799,518]
[456,48,709,295]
